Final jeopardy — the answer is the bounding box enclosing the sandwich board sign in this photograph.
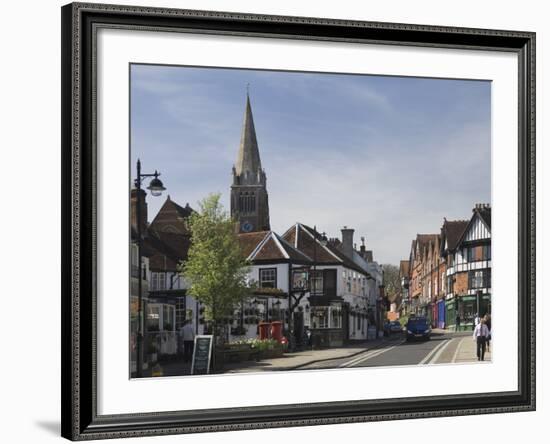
[190,335,213,375]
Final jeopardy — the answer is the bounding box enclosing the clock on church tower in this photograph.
[241,221,254,233]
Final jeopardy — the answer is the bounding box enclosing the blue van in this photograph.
[406,316,431,341]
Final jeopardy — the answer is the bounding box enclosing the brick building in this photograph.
[401,204,492,331]
[408,234,439,319]
[443,205,491,330]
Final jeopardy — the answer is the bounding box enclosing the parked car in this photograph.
[384,321,403,335]
[405,316,431,341]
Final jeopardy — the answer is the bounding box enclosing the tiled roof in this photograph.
[282,223,370,275]
[282,224,342,264]
[143,231,191,272]
[442,220,468,251]
[237,231,312,263]
[416,234,439,249]
[237,231,269,258]
[149,197,194,235]
[276,235,313,262]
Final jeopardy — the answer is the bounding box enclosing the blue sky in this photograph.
[131,64,491,265]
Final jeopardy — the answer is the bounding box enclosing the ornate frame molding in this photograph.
[61,2,535,440]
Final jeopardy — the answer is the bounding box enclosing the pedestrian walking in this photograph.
[473,318,490,361]
[179,321,195,363]
[455,314,461,331]
[303,326,312,349]
[484,314,492,352]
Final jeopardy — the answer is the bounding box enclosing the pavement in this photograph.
[142,330,492,377]
[293,330,491,370]
[223,337,393,373]
[144,337,391,377]
[431,333,492,364]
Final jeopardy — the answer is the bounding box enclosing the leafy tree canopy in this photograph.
[382,263,401,303]
[180,194,252,323]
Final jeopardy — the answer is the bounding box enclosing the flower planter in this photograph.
[259,347,283,359]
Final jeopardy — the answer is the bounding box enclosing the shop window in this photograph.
[147,305,160,331]
[331,307,342,329]
[311,306,342,329]
[311,307,329,328]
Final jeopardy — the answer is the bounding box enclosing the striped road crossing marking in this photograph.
[339,340,405,368]
[419,338,452,365]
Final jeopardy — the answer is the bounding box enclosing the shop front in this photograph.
[445,298,457,330]
[436,299,446,329]
[310,302,344,348]
[419,303,430,322]
[457,295,477,330]
[478,293,492,317]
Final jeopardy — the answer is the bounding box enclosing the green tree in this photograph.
[180,193,252,344]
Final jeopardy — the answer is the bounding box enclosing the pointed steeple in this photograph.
[230,90,270,234]
[235,93,262,179]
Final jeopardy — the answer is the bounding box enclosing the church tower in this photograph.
[231,93,270,233]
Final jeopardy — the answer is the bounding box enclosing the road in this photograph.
[299,331,478,370]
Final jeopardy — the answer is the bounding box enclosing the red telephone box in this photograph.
[270,321,284,342]
[258,322,270,340]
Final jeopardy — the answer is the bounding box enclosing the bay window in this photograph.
[311,305,342,329]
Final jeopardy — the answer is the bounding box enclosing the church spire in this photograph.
[230,90,270,233]
[234,93,262,180]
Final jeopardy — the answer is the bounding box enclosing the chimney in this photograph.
[365,250,373,263]
[360,236,366,257]
[341,226,355,259]
[131,188,147,234]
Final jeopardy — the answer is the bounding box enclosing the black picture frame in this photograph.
[61,2,536,440]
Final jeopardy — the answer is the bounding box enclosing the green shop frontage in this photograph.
[445,293,492,331]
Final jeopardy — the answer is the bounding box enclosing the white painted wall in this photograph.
[247,263,291,292]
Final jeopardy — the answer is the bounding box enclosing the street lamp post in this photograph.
[274,300,281,320]
[135,158,166,378]
[477,289,483,317]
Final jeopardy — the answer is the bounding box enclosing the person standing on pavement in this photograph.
[474,313,481,329]
[473,318,490,361]
[455,314,461,331]
[484,314,492,352]
[180,321,195,363]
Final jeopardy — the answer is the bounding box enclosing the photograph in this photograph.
[129,64,493,378]
[58,1,536,440]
